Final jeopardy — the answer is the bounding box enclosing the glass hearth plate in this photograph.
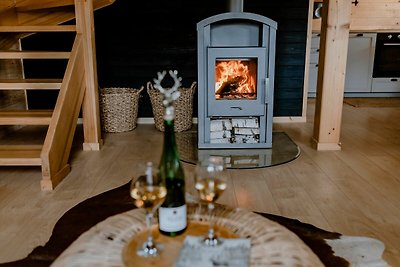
[176,131,300,169]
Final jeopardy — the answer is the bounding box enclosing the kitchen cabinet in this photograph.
[308,33,377,95]
[372,78,400,93]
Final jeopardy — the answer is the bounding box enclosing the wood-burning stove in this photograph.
[197,12,277,149]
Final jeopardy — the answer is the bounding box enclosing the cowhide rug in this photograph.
[0,182,389,267]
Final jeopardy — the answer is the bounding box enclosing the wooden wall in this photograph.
[312,0,400,32]
[21,0,309,118]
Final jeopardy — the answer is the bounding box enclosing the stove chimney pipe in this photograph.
[228,0,243,12]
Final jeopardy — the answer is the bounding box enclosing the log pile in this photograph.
[210,117,260,144]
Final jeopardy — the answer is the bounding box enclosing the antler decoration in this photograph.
[153,70,182,107]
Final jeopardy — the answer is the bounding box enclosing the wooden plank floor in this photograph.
[0,99,399,266]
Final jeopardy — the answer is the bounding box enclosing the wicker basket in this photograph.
[99,86,143,133]
[147,81,197,132]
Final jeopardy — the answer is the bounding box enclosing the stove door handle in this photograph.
[231,106,243,110]
[265,78,270,104]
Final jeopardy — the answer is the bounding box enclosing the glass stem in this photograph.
[207,203,215,239]
[145,212,154,247]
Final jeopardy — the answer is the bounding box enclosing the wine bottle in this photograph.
[158,105,187,236]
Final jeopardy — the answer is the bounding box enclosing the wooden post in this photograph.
[312,0,352,151]
[75,0,103,151]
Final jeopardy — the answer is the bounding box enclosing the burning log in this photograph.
[215,76,245,96]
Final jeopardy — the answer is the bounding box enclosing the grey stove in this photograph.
[197,8,277,149]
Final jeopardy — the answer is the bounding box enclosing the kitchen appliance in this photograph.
[372,33,400,93]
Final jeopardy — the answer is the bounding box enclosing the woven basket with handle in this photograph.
[147,81,197,132]
[100,86,143,133]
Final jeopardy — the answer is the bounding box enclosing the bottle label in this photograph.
[158,204,187,232]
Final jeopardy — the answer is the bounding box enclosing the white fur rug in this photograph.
[327,236,391,267]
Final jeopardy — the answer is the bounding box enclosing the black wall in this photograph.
[245,1,309,116]
[23,0,309,117]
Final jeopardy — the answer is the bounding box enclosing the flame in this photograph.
[215,60,256,99]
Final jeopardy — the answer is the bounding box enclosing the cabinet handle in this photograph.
[315,64,319,67]
[356,33,364,37]
[316,49,320,52]
[390,78,398,82]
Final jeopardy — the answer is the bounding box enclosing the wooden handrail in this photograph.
[40,34,85,191]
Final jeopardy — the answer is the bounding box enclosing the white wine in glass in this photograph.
[130,162,166,257]
[194,156,227,246]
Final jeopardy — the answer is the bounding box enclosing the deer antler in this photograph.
[153,70,182,107]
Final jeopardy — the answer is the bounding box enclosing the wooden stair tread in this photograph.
[0,79,62,89]
[0,110,53,125]
[0,50,70,59]
[0,145,42,166]
[15,0,75,12]
[0,25,76,32]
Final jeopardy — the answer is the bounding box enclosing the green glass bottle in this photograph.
[158,106,187,236]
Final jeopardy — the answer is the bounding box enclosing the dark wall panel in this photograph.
[245,0,308,116]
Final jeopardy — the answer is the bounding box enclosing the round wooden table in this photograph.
[50,203,324,267]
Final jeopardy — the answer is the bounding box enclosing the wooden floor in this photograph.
[0,99,399,266]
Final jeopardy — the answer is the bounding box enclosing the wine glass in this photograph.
[130,162,166,257]
[194,156,228,246]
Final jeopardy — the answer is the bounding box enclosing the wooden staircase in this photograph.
[0,0,113,190]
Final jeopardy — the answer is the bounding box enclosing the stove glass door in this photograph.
[207,47,268,117]
[215,59,257,100]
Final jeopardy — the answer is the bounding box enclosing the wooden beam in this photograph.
[312,0,400,33]
[312,0,352,151]
[75,0,103,151]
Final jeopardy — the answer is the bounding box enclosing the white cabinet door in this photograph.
[372,78,400,93]
[308,33,320,94]
[345,33,376,92]
[308,33,376,95]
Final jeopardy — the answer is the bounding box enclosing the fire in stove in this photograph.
[215,59,257,100]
